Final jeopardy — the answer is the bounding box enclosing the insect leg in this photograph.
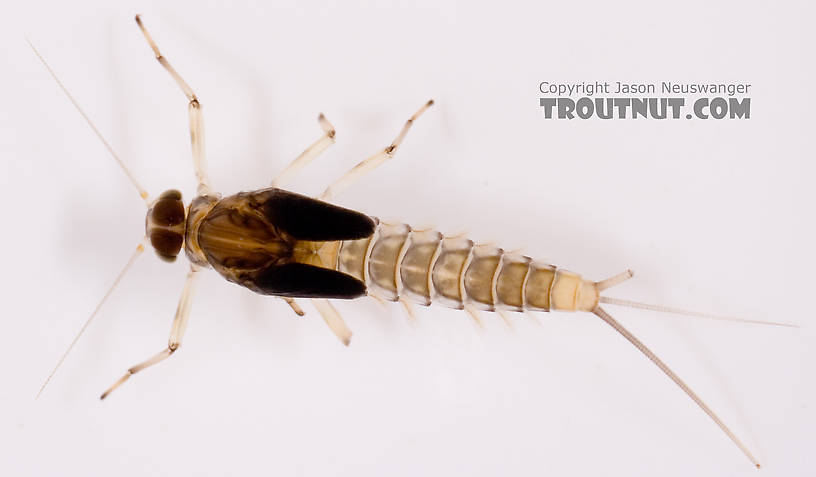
[319,99,434,201]
[497,310,515,330]
[100,266,200,399]
[368,293,388,308]
[311,299,352,346]
[135,15,211,196]
[465,306,485,330]
[281,297,305,316]
[399,299,416,321]
[271,114,336,188]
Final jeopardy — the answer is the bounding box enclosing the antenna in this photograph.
[26,38,151,205]
[36,242,146,399]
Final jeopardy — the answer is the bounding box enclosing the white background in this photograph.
[1,1,814,476]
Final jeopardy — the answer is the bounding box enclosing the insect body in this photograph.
[175,185,599,312]
[31,15,773,469]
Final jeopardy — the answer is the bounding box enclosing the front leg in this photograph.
[100,266,200,399]
[135,15,212,195]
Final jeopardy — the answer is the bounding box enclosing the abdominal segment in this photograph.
[337,220,598,312]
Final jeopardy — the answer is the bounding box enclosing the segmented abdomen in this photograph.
[336,219,598,313]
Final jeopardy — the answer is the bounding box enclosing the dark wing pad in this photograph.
[253,263,367,299]
[260,189,375,241]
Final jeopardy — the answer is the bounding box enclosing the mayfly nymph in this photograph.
[30,15,789,469]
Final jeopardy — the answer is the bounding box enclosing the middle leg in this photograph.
[271,113,336,188]
[319,99,434,201]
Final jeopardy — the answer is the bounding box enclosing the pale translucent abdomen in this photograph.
[336,219,599,313]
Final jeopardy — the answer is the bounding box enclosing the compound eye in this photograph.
[159,189,182,200]
[152,195,185,227]
[150,229,183,261]
[146,189,186,261]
